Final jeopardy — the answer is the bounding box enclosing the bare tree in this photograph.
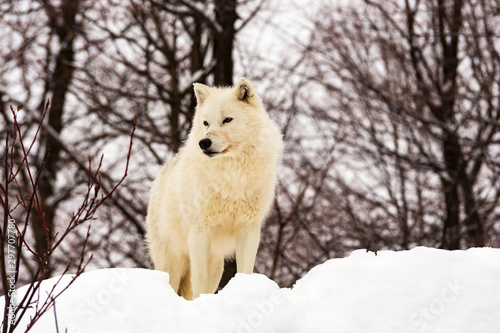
[64,0,267,285]
[302,0,500,251]
[0,0,93,278]
[251,0,500,287]
[1,0,269,285]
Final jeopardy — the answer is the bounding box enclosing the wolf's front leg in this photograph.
[235,226,261,274]
[188,227,211,298]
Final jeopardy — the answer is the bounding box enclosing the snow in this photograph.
[5,247,500,333]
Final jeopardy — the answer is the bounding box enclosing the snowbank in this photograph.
[5,247,500,332]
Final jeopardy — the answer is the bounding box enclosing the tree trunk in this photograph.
[459,167,484,246]
[433,0,466,249]
[213,0,237,86]
[440,135,461,249]
[32,0,80,273]
[213,0,238,290]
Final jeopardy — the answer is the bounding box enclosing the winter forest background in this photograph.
[1,0,500,294]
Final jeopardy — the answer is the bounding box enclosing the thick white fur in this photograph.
[146,78,283,300]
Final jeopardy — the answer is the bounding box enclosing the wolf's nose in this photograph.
[199,138,212,150]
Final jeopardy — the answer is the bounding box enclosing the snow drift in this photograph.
[5,247,500,332]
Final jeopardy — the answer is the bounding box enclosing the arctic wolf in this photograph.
[146,78,283,300]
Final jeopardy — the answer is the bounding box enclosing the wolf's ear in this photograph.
[235,77,255,103]
[193,83,211,105]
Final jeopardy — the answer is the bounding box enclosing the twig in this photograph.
[1,100,136,332]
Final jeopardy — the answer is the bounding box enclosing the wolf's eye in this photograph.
[223,117,233,124]
[203,121,209,126]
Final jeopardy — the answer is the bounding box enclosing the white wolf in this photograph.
[146,78,283,300]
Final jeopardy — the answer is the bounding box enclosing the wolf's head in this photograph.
[190,78,267,159]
